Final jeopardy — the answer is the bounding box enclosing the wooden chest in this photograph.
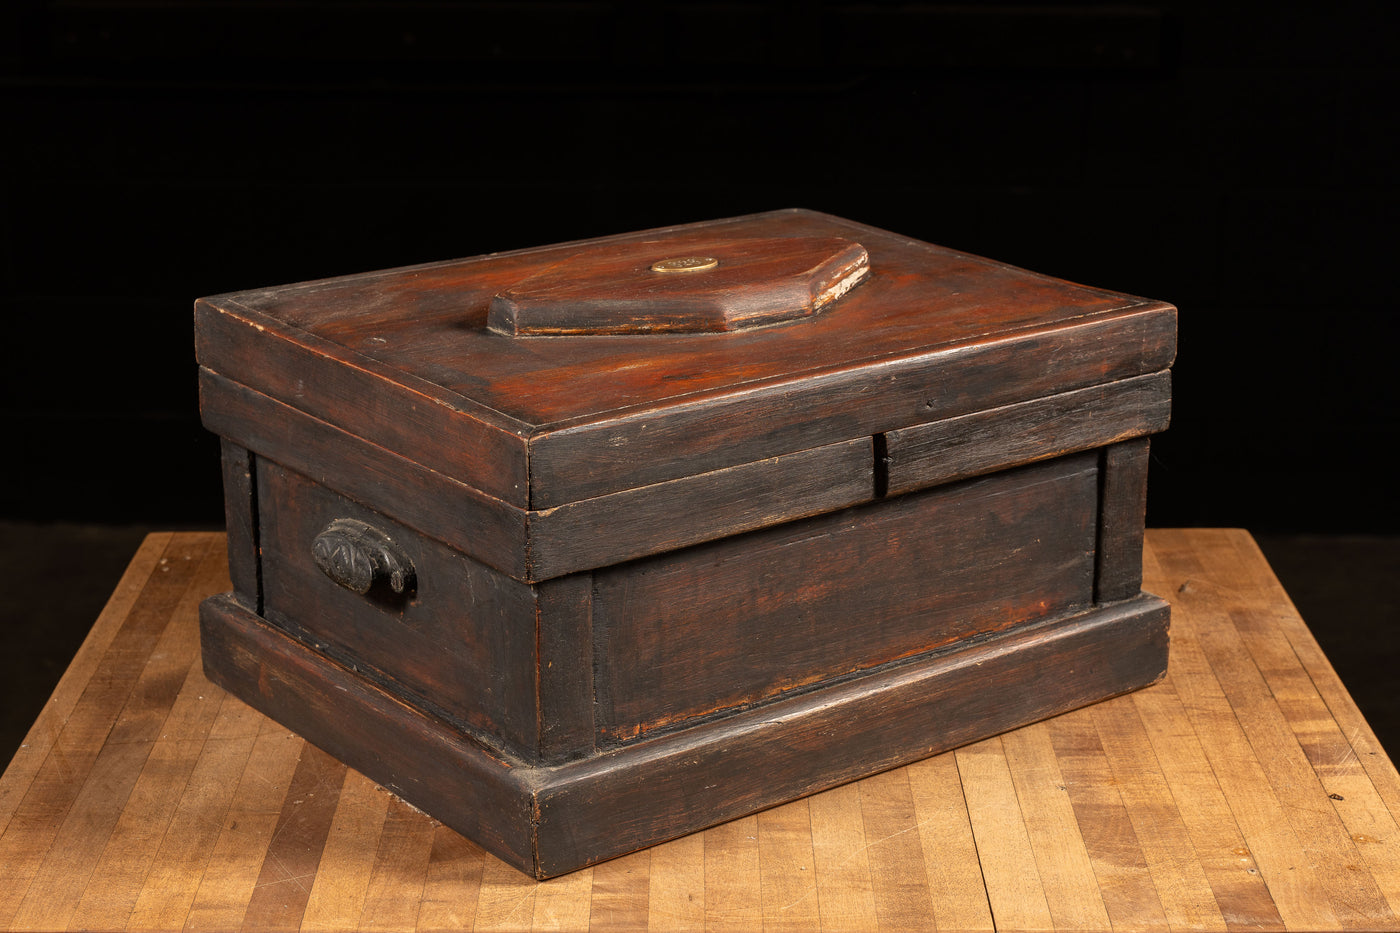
[195,209,1176,879]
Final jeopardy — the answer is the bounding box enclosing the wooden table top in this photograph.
[2,529,1397,932]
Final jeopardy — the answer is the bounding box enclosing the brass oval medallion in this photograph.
[650,256,719,273]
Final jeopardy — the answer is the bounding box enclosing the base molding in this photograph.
[200,593,1169,879]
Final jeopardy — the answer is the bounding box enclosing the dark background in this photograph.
[1,2,1396,759]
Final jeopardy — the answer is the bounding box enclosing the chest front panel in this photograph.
[592,453,1099,743]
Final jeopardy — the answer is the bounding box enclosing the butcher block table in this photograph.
[2,529,1398,932]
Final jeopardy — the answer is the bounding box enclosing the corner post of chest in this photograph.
[532,573,597,763]
[219,438,262,614]
[1094,436,1152,604]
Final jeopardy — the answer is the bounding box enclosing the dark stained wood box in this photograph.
[195,209,1176,879]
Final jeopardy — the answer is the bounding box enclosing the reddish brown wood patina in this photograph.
[195,209,1177,878]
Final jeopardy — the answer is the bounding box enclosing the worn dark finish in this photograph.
[311,518,416,597]
[218,439,260,612]
[488,235,870,335]
[528,436,873,579]
[884,371,1171,496]
[525,304,1175,507]
[1096,438,1154,603]
[534,573,596,762]
[257,462,539,755]
[198,594,538,873]
[194,210,1177,508]
[195,295,533,507]
[200,585,1169,880]
[200,369,531,579]
[594,454,1098,743]
[196,209,1177,878]
[536,597,1170,877]
[200,370,874,583]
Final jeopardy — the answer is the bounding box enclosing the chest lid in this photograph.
[195,209,1176,519]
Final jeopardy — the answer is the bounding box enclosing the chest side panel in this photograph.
[592,451,1099,744]
[256,461,539,755]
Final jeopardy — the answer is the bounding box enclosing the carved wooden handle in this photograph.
[312,519,415,597]
[487,235,870,335]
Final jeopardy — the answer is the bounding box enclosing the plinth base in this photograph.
[199,593,1169,879]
